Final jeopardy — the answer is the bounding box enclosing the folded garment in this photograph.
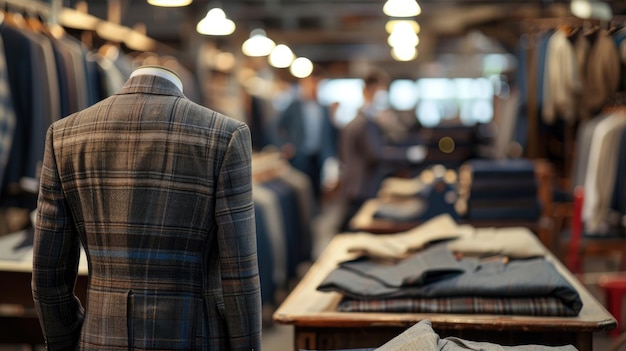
[447,227,545,259]
[462,158,535,178]
[338,296,580,317]
[373,198,428,222]
[465,205,541,221]
[464,180,537,200]
[467,198,540,209]
[345,214,473,260]
[340,244,472,287]
[374,182,459,222]
[377,177,426,198]
[318,252,582,315]
[375,320,578,351]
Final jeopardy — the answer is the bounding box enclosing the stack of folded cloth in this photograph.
[456,158,541,221]
[373,166,459,222]
[317,223,583,317]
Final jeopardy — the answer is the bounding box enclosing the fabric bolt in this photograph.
[542,28,581,125]
[32,73,261,350]
[338,296,580,317]
[375,320,578,351]
[0,34,16,187]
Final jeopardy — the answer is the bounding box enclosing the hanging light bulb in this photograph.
[147,0,192,7]
[242,29,276,57]
[385,19,420,34]
[391,46,418,61]
[196,7,235,36]
[268,44,294,68]
[387,21,419,48]
[290,57,314,78]
[383,0,421,17]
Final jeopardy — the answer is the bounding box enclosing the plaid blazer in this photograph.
[32,73,261,350]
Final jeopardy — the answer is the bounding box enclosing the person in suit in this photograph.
[339,67,426,231]
[31,66,261,350]
[275,66,339,203]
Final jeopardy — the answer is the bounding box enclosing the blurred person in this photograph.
[339,67,426,231]
[32,65,261,350]
[275,66,339,203]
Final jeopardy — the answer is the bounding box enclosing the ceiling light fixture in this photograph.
[383,0,421,17]
[242,29,276,57]
[391,46,418,61]
[196,7,236,36]
[268,44,294,68]
[385,19,420,34]
[388,21,419,48]
[290,57,314,78]
[147,0,192,7]
[570,0,612,21]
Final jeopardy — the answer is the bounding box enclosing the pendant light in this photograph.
[383,0,421,17]
[197,7,235,36]
[147,0,192,7]
[242,29,276,57]
[268,44,294,69]
[387,21,419,48]
[290,57,314,78]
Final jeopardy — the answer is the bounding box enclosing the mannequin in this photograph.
[129,65,184,93]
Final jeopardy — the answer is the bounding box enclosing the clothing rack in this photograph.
[0,0,175,53]
[0,0,59,24]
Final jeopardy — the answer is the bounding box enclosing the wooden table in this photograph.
[273,230,617,351]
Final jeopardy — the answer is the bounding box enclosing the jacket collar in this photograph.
[115,74,185,98]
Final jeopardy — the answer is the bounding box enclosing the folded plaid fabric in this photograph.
[337,296,580,316]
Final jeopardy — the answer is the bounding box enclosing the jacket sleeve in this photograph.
[32,125,84,351]
[214,123,262,350]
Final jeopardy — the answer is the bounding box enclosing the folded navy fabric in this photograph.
[465,158,535,178]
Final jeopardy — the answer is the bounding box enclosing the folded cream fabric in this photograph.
[346,214,473,260]
[377,176,426,198]
[447,227,545,259]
